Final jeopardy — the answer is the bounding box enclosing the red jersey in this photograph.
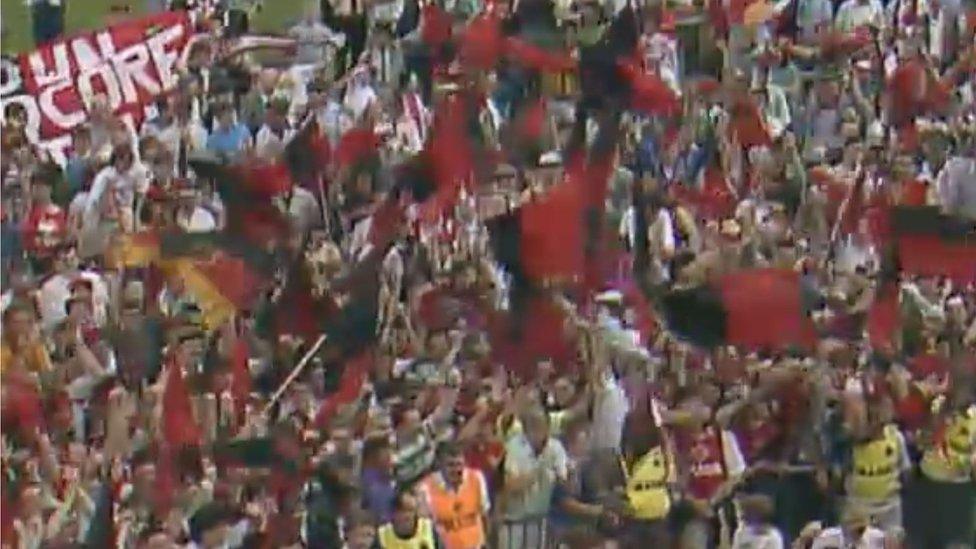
[735,420,780,463]
[680,426,728,501]
[21,203,66,256]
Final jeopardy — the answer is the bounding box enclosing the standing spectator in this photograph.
[732,494,785,549]
[377,490,444,548]
[809,507,887,548]
[499,410,567,549]
[419,443,490,549]
[30,0,65,46]
[206,102,251,160]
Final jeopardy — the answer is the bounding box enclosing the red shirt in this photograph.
[677,426,728,500]
[21,203,66,256]
[735,420,780,463]
[465,439,504,495]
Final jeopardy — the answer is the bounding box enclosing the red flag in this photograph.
[153,443,177,516]
[425,96,475,210]
[888,59,928,127]
[162,353,202,448]
[833,172,867,238]
[314,352,370,428]
[891,207,976,284]
[521,179,585,282]
[230,336,252,421]
[513,98,547,144]
[236,160,293,198]
[461,14,504,69]
[421,3,453,48]
[367,197,406,249]
[1,465,14,547]
[867,283,900,353]
[504,37,577,73]
[717,269,817,350]
[336,128,379,168]
[488,295,577,380]
[820,28,873,61]
[618,61,681,117]
[670,166,737,220]
[730,94,772,148]
[1,374,45,438]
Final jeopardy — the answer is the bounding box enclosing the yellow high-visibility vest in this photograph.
[849,424,902,500]
[921,406,976,482]
[378,518,436,549]
[623,446,671,520]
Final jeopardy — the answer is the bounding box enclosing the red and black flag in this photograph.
[890,206,976,283]
[617,60,681,117]
[314,351,371,429]
[214,426,306,501]
[162,351,203,449]
[1,373,46,441]
[335,126,381,172]
[189,154,292,248]
[460,11,505,70]
[272,259,332,342]
[487,291,578,380]
[661,268,818,350]
[284,117,332,188]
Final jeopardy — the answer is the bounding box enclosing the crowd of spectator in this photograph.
[2,0,975,548]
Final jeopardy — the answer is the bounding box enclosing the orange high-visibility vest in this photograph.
[422,468,486,549]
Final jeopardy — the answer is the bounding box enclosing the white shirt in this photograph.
[86,163,150,216]
[149,121,209,173]
[835,0,885,33]
[936,156,976,220]
[642,32,681,94]
[255,125,296,159]
[503,434,568,519]
[589,375,630,452]
[38,270,110,330]
[344,84,378,122]
[277,186,321,236]
[732,525,785,549]
[176,206,217,233]
[810,526,886,549]
[796,0,834,44]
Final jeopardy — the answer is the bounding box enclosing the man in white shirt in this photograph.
[145,98,209,177]
[835,0,886,33]
[37,247,109,331]
[175,189,218,234]
[935,147,976,220]
[796,0,834,45]
[501,410,568,549]
[810,508,887,549]
[85,146,149,231]
[254,99,296,160]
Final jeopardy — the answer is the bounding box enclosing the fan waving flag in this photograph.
[167,253,266,330]
[890,206,976,283]
[284,117,332,188]
[617,60,682,117]
[521,176,586,283]
[505,37,577,73]
[661,268,817,350]
[162,352,202,449]
[461,13,504,69]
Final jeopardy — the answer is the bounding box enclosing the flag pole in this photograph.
[262,334,327,416]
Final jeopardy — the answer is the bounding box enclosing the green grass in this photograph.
[0,0,308,54]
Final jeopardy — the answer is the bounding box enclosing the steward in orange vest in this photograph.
[419,443,490,549]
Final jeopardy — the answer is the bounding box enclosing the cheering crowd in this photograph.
[2,0,976,547]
